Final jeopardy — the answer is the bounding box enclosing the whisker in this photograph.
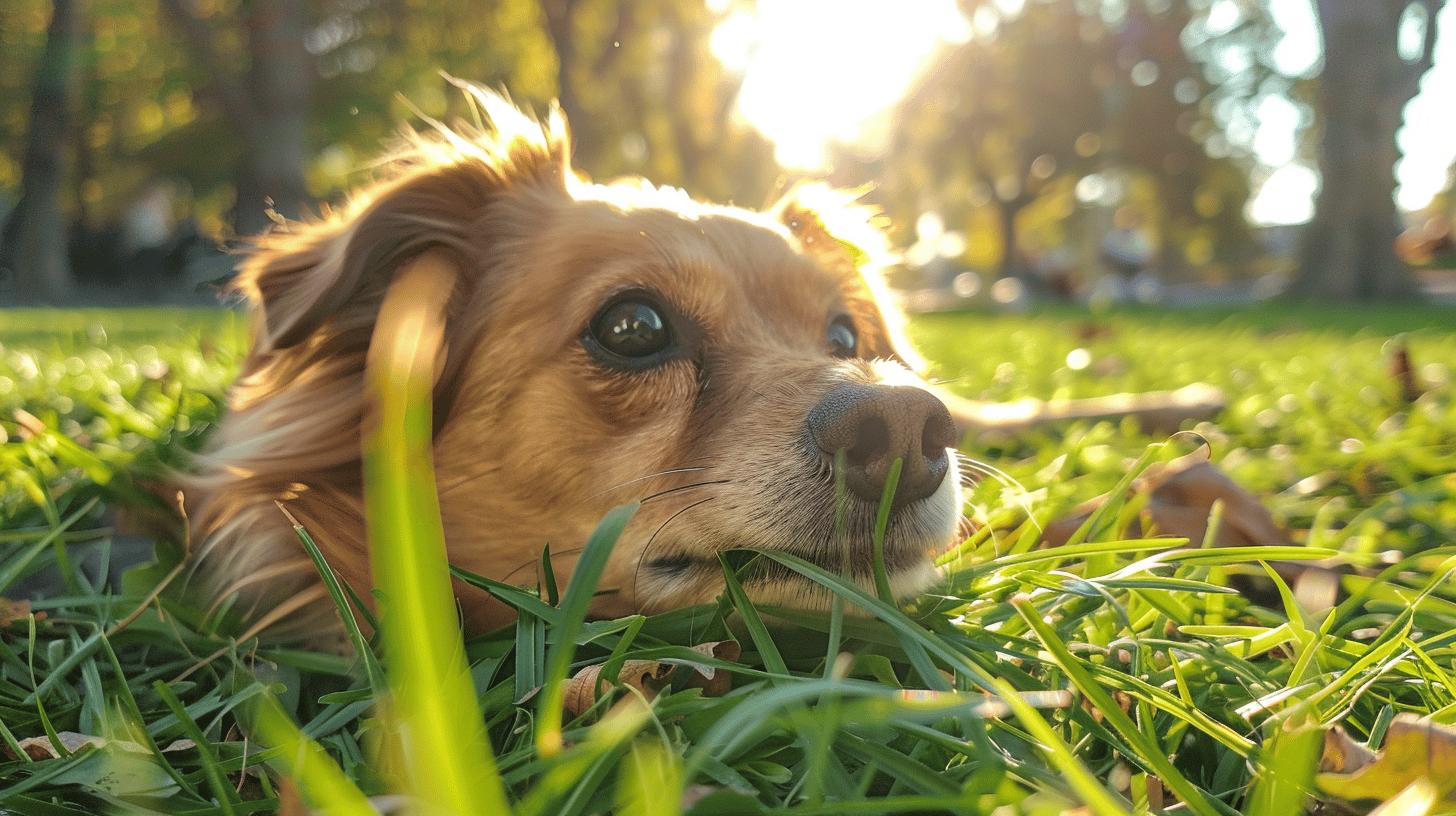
[632,496,718,601]
[953,452,1044,536]
[500,545,586,584]
[585,465,715,501]
[640,479,732,504]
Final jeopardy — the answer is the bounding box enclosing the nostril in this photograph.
[847,415,890,467]
[921,415,950,460]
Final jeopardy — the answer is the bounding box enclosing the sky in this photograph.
[710,0,1456,226]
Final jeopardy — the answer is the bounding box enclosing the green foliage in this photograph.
[0,0,777,237]
[2,305,1456,814]
[863,0,1259,279]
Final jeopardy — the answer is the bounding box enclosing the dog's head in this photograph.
[197,86,963,630]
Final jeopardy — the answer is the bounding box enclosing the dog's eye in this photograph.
[828,316,857,358]
[587,297,672,362]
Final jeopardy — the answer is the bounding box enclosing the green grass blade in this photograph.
[871,457,904,604]
[280,502,386,699]
[1011,595,1221,816]
[362,259,509,813]
[616,740,682,816]
[536,502,637,756]
[1243,721,1320,816]
[153,680,241,816]
[244,690,374,816]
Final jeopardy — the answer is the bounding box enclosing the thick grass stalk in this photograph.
[363,252,509,814]
[245,691,374,816]
[1243,721,1321,816]
[616,740,682,816]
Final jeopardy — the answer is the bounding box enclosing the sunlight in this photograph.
[711,0,971,170]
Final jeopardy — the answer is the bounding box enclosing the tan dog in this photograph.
[188,86,1248,635]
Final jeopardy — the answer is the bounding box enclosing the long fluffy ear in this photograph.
[772,183,926,373]
[234,88,571,354]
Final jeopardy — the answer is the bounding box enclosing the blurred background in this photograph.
[0,0,1452,307]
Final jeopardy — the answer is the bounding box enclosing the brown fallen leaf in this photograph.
[5,731,196,761]
[0,598,42,628]
[1317,715,1456,804]
[1043,453,1287,550]
[563,640,741,717]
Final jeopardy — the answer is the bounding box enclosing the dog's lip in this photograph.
[643,537,938,579]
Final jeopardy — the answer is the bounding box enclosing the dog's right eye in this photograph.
[585,296,674,365]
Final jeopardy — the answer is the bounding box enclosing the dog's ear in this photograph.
[772,183,926,372]
[234,90,571,354]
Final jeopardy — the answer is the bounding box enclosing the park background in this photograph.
[1,0,1454,306]
[5,2,1456,815]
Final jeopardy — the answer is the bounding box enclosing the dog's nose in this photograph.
[807,383,957,507]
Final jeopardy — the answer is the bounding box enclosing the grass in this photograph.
[1,303,1454,814]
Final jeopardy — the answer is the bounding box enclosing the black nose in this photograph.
[807,383,958,507]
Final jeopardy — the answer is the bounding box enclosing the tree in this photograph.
[0,0,82,302]
[1289,1,1445,300]
[161,0,314,236]
[536,0,775,204]
[864,0,1252,283]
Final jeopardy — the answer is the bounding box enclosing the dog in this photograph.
[188,85,1254,636]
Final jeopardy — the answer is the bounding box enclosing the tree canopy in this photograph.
[0,0,1450,301]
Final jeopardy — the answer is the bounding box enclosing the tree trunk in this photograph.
[995,194,1033,281]
[542,0,589,164]
[1291,0,1443,300]
[0,0,82,302]
[234,0,313,235]
[160,0,313,237]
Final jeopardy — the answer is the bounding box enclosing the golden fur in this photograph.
[187,86,964,635]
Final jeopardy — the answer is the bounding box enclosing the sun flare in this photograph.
[711,0,973,171]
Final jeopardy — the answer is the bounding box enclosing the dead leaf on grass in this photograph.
[1317,715,1456,805]
[0,598,42,627]
[5,731,196,760]
[1043,453,1287,550]
[563,640,741,717]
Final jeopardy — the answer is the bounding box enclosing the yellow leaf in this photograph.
[1317,715,1456,804]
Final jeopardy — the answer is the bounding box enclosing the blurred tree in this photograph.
[867,0,1253,285]
[536,0,775,203]
[161,0,314,236]
[1289,0,1445,300]
[0,0,82,302]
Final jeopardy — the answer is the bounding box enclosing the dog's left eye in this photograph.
[586,296,673,363]
[828,316,857,358]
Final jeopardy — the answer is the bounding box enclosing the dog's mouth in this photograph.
[638,476,960,604]
[643,537,934,583]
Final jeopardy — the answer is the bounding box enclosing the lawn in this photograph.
[1,304,1455,815]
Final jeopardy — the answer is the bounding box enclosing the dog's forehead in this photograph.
[528,189,868,338]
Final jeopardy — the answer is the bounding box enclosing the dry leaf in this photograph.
[0,598,41,628]
[278,778,308,816]
[563,640,741,717]
[1317,715,1456,804]
[1043,453,1287,550]
[5,731,196,760]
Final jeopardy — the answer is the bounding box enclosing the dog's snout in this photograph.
[807,383,957,507]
